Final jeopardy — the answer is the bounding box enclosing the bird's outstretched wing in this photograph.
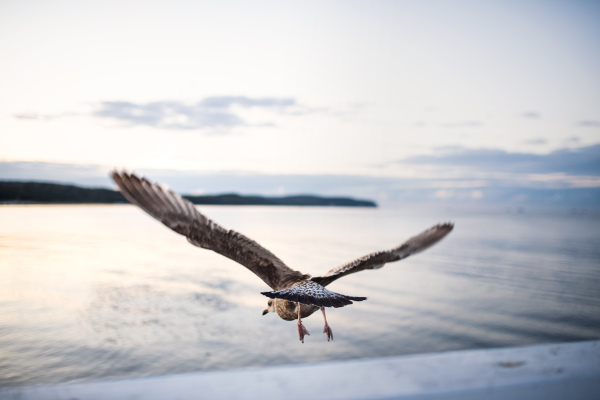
[311,223,453,287]
[111,171,308,290]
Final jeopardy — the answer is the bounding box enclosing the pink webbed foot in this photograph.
[321,307,334,341]
[297,320,310,343]
[296,302,310,343]
[323,321,334,341]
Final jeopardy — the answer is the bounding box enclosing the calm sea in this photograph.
[1,204,599,386]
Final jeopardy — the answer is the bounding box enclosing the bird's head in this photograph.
[262,299,276,315]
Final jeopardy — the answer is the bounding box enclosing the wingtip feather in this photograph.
[261,291,277,299]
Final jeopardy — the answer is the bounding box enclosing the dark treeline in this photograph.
[0,181,377,207]
[186,193,376,207]
[1,181,123,203]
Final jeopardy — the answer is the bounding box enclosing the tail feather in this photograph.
[261,280,367,308]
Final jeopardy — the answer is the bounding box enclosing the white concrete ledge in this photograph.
[2,340,599,400]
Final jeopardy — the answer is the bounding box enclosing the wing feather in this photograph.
[261,281,366,308]
[111,171,308,290]
[311,223,453,287]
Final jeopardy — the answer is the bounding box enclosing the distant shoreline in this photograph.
[0,181,377,207]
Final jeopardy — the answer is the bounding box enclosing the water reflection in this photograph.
[1,205,599,386]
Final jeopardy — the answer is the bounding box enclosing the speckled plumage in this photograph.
[111,171,453,340]
[262,280,366,308]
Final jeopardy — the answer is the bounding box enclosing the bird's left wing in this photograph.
[111,171,308,290]
[311,223,453,287]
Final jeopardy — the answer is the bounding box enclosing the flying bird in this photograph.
[111,171,453,343]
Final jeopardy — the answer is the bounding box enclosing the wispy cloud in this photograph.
[577,120,600,127]
[522,138,547,145]
[94,101,245,130]
[441,121,483,128]
[92,96,330,130]
[198,96,296,109]
[197,96,329,116]
[402,145,600,176]
[521,111,541,119]
[12,113,58,121]
[13,96,324,130]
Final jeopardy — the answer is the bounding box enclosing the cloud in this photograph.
[521,111,541,119]
[198,96,296,109]
[577,120,600,127]
[441,121,483,128]
[12,113,56,121]
[402,144,600,176]
[13,96,310,130]
[523,138,547,145]
[91,96,329,129]
[197,96,327,116]
[94,101,246,130]
[12,111,81,121]
[92,96,330,129]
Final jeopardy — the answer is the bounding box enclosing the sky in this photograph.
[1,0,599,205]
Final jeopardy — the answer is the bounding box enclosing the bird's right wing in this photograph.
[311,223,453,287]
[111,171,308,290]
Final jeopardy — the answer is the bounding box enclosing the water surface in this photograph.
[1,204,599,386]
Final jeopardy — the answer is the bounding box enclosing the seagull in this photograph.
[111,171,454,343]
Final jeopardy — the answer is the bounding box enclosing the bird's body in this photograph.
[271,299,318,321]
[111,171,453,343]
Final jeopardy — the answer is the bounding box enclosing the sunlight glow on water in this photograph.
[1,204,599,386]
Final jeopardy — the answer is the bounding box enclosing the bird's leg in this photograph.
[321,307,334,341]
[296,303,310,343]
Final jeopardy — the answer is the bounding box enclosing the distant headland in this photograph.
[0,181,377,207]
